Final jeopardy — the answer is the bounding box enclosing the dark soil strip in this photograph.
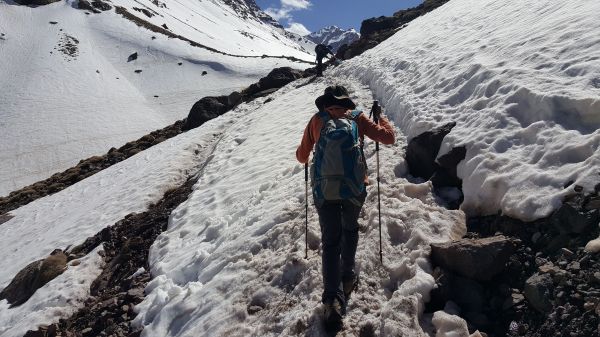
[24,175,198,337]
[0,213,13,225]
[114,6,314,65]
[0,121,184,215]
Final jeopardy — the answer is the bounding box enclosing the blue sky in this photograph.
[255,0,423,35]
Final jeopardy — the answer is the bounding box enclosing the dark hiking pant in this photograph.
[316,57,324,76]
[316,192,366,305]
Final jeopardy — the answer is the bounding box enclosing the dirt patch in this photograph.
[0,213,13,225]
[57,34,79,59]
[23,176,198,337]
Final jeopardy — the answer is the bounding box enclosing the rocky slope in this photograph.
[336,0,450,59]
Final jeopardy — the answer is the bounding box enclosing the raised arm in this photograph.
[356,113,395,145]
[296,115,319,163]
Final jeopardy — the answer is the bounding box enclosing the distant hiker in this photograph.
[296,85,395,330]
[314,44,334,77]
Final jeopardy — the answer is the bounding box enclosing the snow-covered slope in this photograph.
[338,0,600,220]
[0,0,314,196]
[306,25,360,52]
[2,0,599,336]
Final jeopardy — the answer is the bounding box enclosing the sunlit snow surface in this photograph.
[337,0,600,220]
[0,0,313,195]
[1,0,599,335]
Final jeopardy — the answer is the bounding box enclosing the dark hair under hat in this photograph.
[315,85,356,111]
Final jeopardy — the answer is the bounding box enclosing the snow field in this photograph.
[0,246,105,337]
[133,78,467,336]
[335,0,600,221]
[0,0,314,195]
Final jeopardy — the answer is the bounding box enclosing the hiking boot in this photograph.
[323,298,343,332]
[343,275,358,301]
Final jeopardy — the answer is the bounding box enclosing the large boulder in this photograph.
[406,122,456,180]
[360,16,399,36]
[245,67,303,98]
[182,96,231,131]
[258,67,303,90]
[431,235,518,281]
[0,249,68,307]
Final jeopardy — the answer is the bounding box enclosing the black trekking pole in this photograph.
[304,163,309,259]
[369,101,383,264]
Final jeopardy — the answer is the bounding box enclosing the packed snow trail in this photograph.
[133,78,466,336]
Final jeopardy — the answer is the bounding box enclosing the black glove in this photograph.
[373,105,382,120]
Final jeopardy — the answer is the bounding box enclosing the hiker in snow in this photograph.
[315,44,334,77]
[296,85,395,329]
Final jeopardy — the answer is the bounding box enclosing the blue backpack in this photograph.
[311,110,366,203]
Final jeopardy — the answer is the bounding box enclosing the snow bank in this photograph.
[135,78,465,336]
[0,246,104,337]
[335,0,600,220]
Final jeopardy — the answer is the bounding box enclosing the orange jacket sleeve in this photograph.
[356,113,395,144]
[296,114,320,163]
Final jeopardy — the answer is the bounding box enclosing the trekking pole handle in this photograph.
[372,101,380,124]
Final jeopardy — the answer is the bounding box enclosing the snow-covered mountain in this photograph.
[0,0,314,196]
[1,0,600,336]
[306,25,360,52]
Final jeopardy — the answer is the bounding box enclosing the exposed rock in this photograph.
[361,15,398,36]
[406,122,456,180]
[244,67,303,97]
[182,96,231,131]
[0,249,68,306]
[524,273,554,313]
[14,0,60,5]
[430,269,486,312]
[432,146,467,188]
[78,0,100,13]
[431,235,517,281]
[161,23,169,30]
[228,91,243,107]
[91,0,111,11]
[551,201,599,234]
[201,70,208,75]
[127,52,138,62]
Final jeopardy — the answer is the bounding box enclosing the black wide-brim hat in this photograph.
[315,85,356,111]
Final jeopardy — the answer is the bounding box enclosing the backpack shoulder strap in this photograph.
[317,110,330,123]
[349,109,362,120]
